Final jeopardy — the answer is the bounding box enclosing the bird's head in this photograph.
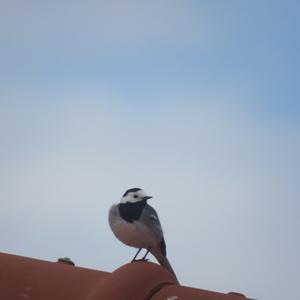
[120,188,152,204]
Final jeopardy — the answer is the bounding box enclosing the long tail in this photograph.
[152,249,178,283]
[158,256,178,282]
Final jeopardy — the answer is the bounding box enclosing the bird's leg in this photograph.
[141,247,151,260]
[132,247,152,262]
[131,248,142,262]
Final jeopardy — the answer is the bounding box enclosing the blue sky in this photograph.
[0,1,299,300]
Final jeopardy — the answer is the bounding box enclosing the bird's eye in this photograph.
[133,195,138,198]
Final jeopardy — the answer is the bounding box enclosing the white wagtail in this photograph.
[109,188,177,279]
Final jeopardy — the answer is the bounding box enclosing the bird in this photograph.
[109,188,177,280]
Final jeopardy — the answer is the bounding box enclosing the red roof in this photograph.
[0,252,254,299]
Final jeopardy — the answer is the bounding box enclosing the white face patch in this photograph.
[120,189,148,204]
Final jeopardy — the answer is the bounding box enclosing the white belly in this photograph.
[111,216,157,249]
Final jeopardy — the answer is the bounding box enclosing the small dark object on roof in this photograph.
[57,257,75,266]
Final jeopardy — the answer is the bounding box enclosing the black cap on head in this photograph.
[122,188,142,197]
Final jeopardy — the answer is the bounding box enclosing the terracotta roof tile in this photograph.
[0,252,254,300]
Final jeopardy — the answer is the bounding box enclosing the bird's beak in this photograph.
[143,196,152,201]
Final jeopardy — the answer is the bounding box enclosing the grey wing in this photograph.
[140,204,164,242]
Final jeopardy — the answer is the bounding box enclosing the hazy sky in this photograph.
[1,1,299,299]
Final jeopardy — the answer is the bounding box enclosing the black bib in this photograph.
[118,200,147,223]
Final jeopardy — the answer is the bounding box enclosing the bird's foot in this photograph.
[131,258,149,263]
